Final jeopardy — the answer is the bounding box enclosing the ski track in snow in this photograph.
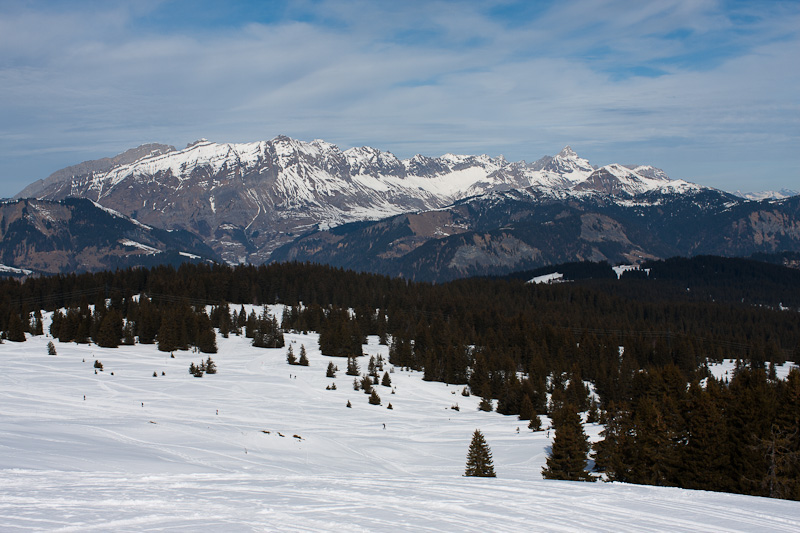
[1,318,799,532]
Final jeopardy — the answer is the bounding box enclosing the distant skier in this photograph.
[383,423,386,429]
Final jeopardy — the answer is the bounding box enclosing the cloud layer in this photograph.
[1,0,798,196]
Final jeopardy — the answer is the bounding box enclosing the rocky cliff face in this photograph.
[0,198,217,274]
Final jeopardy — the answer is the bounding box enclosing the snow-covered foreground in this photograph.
[2,325,799,532]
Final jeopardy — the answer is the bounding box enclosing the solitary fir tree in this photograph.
[298,345,309,366]
[326,361,337,378]
[286,345,297,365]
[465,429,496,477]
[47,341,57,355]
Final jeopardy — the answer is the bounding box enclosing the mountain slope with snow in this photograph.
[2,321,800,531]
[19,137,696,264]
[0,197,218,273]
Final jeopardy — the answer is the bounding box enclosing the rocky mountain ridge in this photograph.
[0,197,217,274]
[18,137,694,264]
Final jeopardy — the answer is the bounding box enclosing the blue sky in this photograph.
[1,0,798,196]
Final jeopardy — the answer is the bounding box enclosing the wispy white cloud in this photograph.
[0,0,797,195]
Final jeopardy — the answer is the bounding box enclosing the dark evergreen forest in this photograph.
[1,258,799,500]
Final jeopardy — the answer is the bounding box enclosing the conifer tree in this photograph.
[326,361,337,378]
[33,310,44,336]
[157,311,180,352]
[518,394,534,421]
[286,345,297,365]
[464,429,496,477]
[680,381,731,492]
[96,310,122,348]
[368,389,381,405]
[478,396,493,412]
[542,404,595,481]
[6,312,26,342]
[346,357,360,376]
[381,371,392,387]
[361,374,373,394]
[205,357,217,374]
[298,345,309,366]
[121,321,136,345]
[47,341,57,355]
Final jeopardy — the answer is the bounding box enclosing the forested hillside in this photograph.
[2,258,799,500]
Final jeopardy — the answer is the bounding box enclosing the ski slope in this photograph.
[2,319,799,532]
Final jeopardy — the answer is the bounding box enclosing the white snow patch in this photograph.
[0,264,33,275]
[528,272,564,285]
[707,359,797,382]
[612,265,650,279]
[119,239,161,254]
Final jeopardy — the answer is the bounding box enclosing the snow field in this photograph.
[1,316,799,531]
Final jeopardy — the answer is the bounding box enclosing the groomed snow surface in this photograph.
[2,311,799,532]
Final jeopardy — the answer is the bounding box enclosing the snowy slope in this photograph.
[2,317,799,531]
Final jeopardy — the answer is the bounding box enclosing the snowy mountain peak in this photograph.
[558,145,577,158]
[536,145,594,181]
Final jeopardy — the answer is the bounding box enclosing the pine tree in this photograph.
[286,345,297,365]
[478,396,493,412]
[346,356,359,376]
[542,404,595,481]
[326,361,337,377]
[197,326,217,354]
[96,310,122,348]
[47,341,57,355]
[157,310,180,352]
[381,371,392,387]
[6,312,26,342]
[518,394,534,421]
[33,310,44,336]
[205,357,217,374]
[464,429,496,477]
[368,389,381,405]
[361,374,373,394]
[121,321,136,345]
[298,345,309,366]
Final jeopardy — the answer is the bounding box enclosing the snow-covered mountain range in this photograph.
[733,188,799,201]
[18,137,699,264]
